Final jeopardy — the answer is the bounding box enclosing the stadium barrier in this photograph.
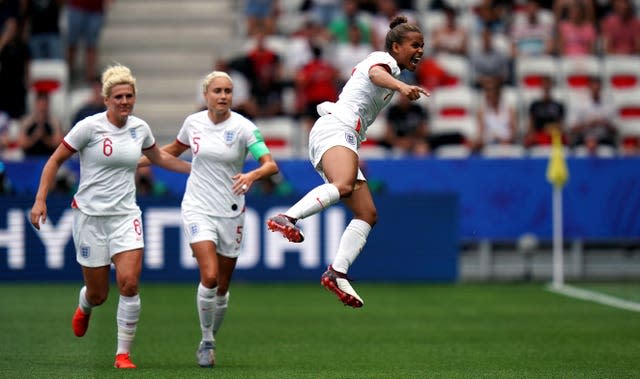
[0,194,459,282]
[3,156,640,281]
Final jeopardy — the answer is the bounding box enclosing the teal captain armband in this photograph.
[248,129,270,159]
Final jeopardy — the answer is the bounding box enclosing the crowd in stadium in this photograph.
[235,0,640,158]
[2,0,640,165]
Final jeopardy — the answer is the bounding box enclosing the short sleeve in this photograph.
[63,119,92,151]
[139,121,155,150]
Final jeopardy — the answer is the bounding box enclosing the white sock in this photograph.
[212,291,229,337]
[116,294,141,355]
[78,286,93,314]
[197,283,216,342]
[332,219,372,274]
[286,183,340,220]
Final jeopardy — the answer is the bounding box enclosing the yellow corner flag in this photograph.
[546,127,569,187]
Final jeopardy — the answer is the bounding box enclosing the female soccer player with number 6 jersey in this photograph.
[140,70,279,368]
[267,16,428,308]
[30,65,191,369]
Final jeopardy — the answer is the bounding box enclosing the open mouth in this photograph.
[410,55,421,65]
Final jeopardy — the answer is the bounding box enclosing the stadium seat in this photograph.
[433,53,471,88]
[431,116,478,142]
[558,55,602,96]
[430,86,476,118]
[573,145,617,158]
[514,55,558,89]
[481,144,526,158]
[254,116,298,158]
[28,59,69,123]
[611,90,640,147]
[433,144,472,158]
[527,144,569,158]
[419,10,446,42]
[68,86,94,123]
[602,55,640,93]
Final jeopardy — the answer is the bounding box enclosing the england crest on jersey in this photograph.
[345,132,356,147]
[129,128,137,140]
[189,223,199,236]
[81,246,90,258]
[224,130,236,145]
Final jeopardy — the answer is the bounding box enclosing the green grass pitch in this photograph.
[1,282,639,379]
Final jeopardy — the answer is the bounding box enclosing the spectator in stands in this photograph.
[430,5,468,56]
[327,0,373,45]
[474,0,512,34]
[244,26,285,117]
[244,0,277,36]
[600,0,640,55]
[286,18,332,84]
[25,0,63,59]
[0,0,29,120]
[569,76,618,154]
[525,75,566,146]
[333,21,374,87]
[380,93,430,156]
[72,76,106,126]
[470,27,511,88]
[294,44,340,141]
[474,78,517,152]
[0,110,13,158]
[556,0,597,56]
[18,91,63,157]
[510,0,554,57]
[0,0,18,55]
[553,0,594,23]
[66,0,110,83]
[303,0,341,27]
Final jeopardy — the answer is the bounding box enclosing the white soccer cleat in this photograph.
[196,340,216,368]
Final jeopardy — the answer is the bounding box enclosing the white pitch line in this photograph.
[546,284,640,313]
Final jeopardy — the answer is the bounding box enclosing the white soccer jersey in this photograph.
[63,112,155,215]
[317,51,401,141]
[177,110,263,217]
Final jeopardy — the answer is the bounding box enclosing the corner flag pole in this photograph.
[546,126,569,289]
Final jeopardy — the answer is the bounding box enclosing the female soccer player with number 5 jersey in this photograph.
[267,16,428,308]
[30,65,191,369]
[139,70,279,368]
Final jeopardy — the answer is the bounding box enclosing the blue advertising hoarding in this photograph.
[0,194,459,282]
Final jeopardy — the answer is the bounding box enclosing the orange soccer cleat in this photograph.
[114,353,136,369]
[71,307,91,337]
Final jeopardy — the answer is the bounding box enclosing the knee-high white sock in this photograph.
[197,283,216,342]
[116,294,141,355]
[332,219,372,274]
[212,291,229,337]
[286,183,340,220]
[78,286,94,314]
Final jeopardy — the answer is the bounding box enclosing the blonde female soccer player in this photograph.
[140,70,278,368]
[267,15,428,308]
[30,65,191,369]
